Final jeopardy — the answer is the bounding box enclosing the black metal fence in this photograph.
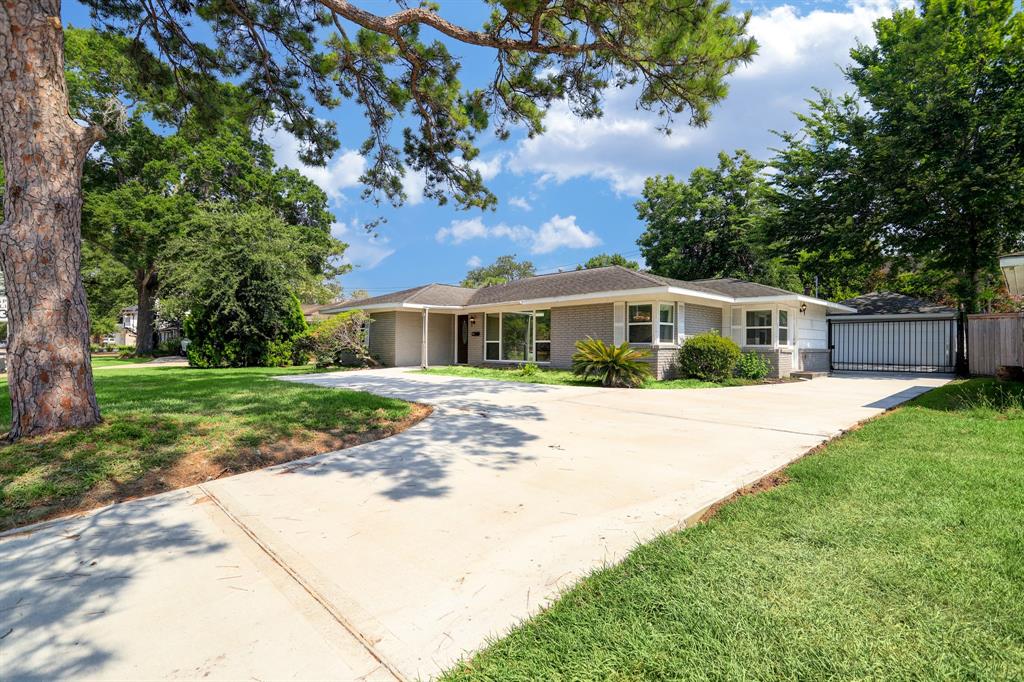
[829,317,959,373]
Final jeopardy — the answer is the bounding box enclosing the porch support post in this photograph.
[421,307,429,369]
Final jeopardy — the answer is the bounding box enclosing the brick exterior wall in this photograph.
[467,312,484,365]
[368,311,396,366]
[800,349,830,372]
[742,347,794,378]
[639,346,679,380]
[550,303,615,369]
[684,303,723,335]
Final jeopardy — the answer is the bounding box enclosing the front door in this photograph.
[457,315,469,364]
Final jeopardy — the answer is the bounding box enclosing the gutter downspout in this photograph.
[421,307,429,369]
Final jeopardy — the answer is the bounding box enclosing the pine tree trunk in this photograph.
[0,0,102,439]
[135,269,157,355]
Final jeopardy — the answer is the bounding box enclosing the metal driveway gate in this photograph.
[828,317,959,373]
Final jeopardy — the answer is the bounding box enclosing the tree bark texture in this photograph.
[0,0,102,438]
[135,269,157,355]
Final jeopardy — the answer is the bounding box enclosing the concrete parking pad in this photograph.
[0,369,950,680]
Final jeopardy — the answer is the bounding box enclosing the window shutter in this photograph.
[677,303,686,344]
[613,302,625,344]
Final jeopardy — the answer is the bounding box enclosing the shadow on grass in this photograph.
[0,367,413,530]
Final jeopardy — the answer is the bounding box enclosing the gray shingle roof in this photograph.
[333,266,823,310]
[464,267,679,305]
[835,292,957,316]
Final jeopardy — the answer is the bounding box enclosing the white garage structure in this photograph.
[828,292,959,373]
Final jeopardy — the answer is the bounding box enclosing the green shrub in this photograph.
[678,332,741,381]
[572,337,651,388]
[299,310,375,369]
[184,293,306,368]
[735,351,771,380]
[265,339,294,367]
[155,338,182,357]
[520,362,539,376]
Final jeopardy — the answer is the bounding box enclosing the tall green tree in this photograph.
[771,0,1024,311]
[577,253,639,270]
[1,0,757,438]
[162,205,322,367]
[636,150,797,287]
[462,254,536,288]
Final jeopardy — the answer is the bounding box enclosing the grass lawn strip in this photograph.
[443,379,1024,680]
[417,365,765,389]
[0,365,428,530]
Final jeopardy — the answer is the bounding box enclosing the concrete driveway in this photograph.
[0,369,950,680]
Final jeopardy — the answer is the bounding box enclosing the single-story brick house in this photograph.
[324,266,855,378]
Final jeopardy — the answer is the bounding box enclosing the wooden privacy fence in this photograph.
[968,313,1024,376]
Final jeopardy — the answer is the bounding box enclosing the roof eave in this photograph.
[732,293,856,312]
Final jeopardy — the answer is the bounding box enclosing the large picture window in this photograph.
[486,310,552,362]
[745,310,773,346]
[628,304,653,343]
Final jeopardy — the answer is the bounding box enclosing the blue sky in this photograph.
[65,0,912,295]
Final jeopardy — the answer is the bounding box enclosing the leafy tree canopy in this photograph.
[769,0,1024,311]
[636,150,798,289]
[78,0,758,209]
[577,253,639,270]
[164,205,319,366]
[461,254,536,288]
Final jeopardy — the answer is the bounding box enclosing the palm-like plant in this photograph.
[572,337,652,388]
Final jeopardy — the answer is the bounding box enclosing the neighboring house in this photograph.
[301,303,334,323]
[111,304,182,348]
[324,266,855,379]
[828,292,959,373]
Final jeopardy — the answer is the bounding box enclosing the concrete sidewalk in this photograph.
[0,369,950,680]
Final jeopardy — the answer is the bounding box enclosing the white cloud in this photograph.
[332,220,395,270]
[266,126,365,200]
[435,216,532,245]
[507,0,904,195]
[508,196,532,211]
[435,214,600,254]
[530,214,601,254]
[469,153,505,181]
[466,255,483,268]
[401,169,427,206]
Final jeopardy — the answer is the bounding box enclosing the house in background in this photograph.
[325,266,855,378]
[106,304,182,349]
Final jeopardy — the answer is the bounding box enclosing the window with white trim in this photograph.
[658,303,675,343]
[628,304,653,343]
[534,310,551,362]
[745,310,773,346]
[486,310,552,362]
[778,309,790,345]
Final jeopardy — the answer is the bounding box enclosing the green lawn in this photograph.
[90,355,154,367]
[0,365,419,530]
[416,365,760,389]
[444,379,1024,680]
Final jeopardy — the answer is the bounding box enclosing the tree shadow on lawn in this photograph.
[0,368,417,530]
[0,496,227,680]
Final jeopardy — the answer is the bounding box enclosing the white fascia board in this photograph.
[323,302,463,314]
[735,294,856,313]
